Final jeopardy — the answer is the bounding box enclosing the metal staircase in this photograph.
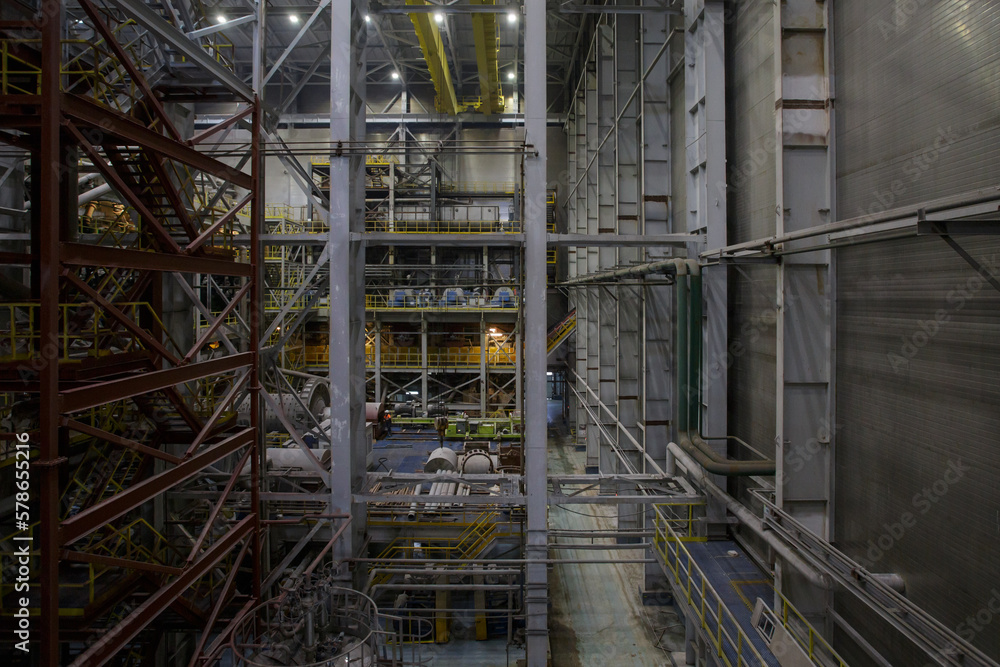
[546,309,576,355]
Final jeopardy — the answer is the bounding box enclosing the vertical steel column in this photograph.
[328,0,368,570]
[38,2,63,664]
[772,0,834,628]
[421,316,429,412]
[523,0,548,661]
[572,84,589,450]
[249,0,266,606]
[249,104,264,603]
[640,10,675,590]
[640,14,673,467]
[614,11,642,532]
[480,319,488,414]
[596,23,618,479]
[584,67,600,471]
[374,317,382,402]
[685,0,727,475]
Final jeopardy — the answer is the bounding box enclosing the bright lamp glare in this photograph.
[289,14,300,24]
[391,71,400,80]
[507,71,515,80]
[507,11,517,24]
[216,15,227,24]
[365,14,371,22]
[434,12,444,23]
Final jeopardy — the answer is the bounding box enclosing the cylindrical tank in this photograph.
[424,447,457,473]
[461,450,494,474]
[365,401,383,422]
[240,448,331,475]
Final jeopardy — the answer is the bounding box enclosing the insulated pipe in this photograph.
[687,261,702,431]
[668,441,834,590]
[78,182,113,205]
[676,431,775,476]
[677,258,775,475]
[562,257,688,286]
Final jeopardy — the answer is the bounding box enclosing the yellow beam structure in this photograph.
[469,0,505,114]
[407,0,464,115]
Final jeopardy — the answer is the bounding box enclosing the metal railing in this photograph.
[366,219,523,234]
[652,504,844,667]
[652,505,771,666]
[0,301,176,362]
[364,293,520,311]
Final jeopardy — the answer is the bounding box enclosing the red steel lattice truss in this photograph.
[0,1,263,664]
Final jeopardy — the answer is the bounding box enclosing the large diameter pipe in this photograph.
[677,258,775,476]
[79,182,113,205]
[668,441,833,590]
[676,432,775,477]
[562,257,688,286]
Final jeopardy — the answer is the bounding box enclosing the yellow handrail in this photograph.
[652,505,769,666]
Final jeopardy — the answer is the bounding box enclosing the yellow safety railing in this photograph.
[0,518,173,616]
[773,589,849,667]
[652,504,843,667]
[546,311,576,353]
[368,509,517,588]
[0,301,175,363]
[61,443,143,517]
[439,182,518,195]
[652,506,770,666]
[366,219,521,234]
[353,345,517,369]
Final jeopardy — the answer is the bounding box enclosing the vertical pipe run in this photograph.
[674,266,688,436]
[687,265,702,432]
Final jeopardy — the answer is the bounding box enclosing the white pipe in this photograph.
[79,183,113,205]
[407,484,423,520]
[668,441,835,590]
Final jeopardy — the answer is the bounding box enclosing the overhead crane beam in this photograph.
[470,0,505,114]
[407,0,464,115]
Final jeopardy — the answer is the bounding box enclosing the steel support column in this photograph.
[523,0,549,661]
[772,0,835,631]
[685,0,727,495]
[328,0,369,575]
[38,3,63,663]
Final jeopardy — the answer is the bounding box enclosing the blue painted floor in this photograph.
[671,540,780,666]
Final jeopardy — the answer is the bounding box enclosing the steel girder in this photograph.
[469,0,506,114]
[407,0,463,114]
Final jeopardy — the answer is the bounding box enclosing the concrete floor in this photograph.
[547,432,683,666]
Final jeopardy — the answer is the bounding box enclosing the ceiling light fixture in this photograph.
[365,14,371,22]
[216,14,227,24]
[434,12,444,23]
[507,71,515,80]
[507,11,517,24]
[289,14,300,24]
[391,71,400,80]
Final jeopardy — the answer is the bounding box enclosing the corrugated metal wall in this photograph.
[835,2,1000,218]
[835,236,1000,663]
[833,2,1000,662]
[726,0,777,461]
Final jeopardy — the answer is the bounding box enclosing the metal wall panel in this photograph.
[835,236,1000,662]
[834,2,1000,219]
[832,2,1000,662]
[725,0,777,466]
[727,0,776,245]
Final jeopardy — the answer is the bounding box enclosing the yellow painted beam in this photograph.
[407,0,464,115]
[469,0,505,114]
